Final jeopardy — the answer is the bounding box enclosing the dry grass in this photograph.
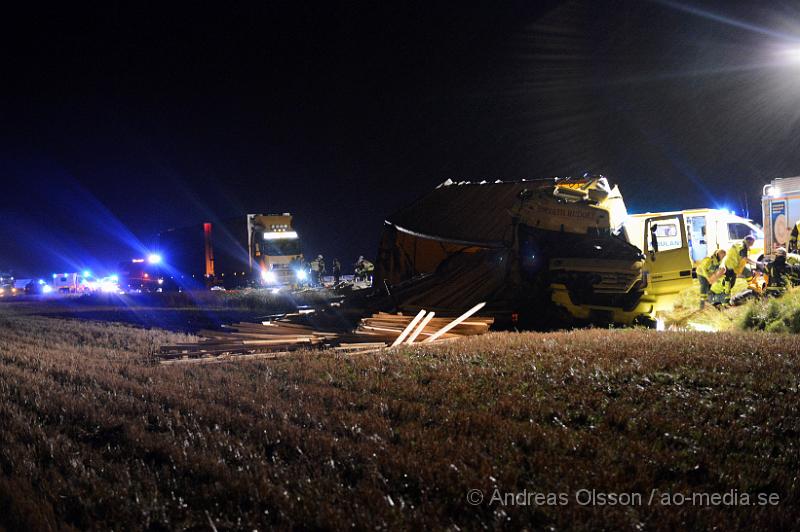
[664,279,750,331]
[0,306,799,530]
[73,289,338,311]
[666,281,800,334]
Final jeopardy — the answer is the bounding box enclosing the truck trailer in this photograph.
[762,177,800,258]
[158,213,303,289]
[376,176,696,326]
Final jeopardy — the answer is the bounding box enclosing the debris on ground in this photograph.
[158,303,493,364]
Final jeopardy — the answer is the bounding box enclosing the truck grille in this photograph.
[593,271,641,293]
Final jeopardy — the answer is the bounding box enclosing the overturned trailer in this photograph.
[375,176,695,326]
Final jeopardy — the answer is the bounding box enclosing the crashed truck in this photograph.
[374,175,695,327]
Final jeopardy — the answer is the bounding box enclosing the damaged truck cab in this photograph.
[376,175,693,326]
[536,178,694,324]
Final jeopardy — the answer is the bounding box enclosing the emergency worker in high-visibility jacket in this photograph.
[696,249,726,309]
[721,235,757,304]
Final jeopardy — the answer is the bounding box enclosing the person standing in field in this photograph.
[311,255,326,287]
[354,255,374,284]
[332,258,341,285]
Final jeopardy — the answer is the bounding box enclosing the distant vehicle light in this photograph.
[261,269,277,284]
[110,275,119,282]
[263,231,298,240]
[42,285,53,294]
[132,259,145,263]
[99,280,118,293]
[82,270,91,277]
[38,279,45,285]
[295,269,308,281]
[147,254,162,264]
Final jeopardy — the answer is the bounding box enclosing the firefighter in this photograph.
[696,249,726,309]
[766,247,800,295]
[721,235,758,303]
[332,258,342,285]
[310,255,326,287]
[354,255,374,283]
[790,221,800,253]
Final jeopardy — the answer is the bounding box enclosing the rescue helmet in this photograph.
[776,247,788,257]
[744,234,756,244]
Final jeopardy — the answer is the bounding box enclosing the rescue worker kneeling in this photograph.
[766,247,800,295]
[696,249,726,309]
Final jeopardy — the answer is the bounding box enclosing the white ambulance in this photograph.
[624,209,764,265]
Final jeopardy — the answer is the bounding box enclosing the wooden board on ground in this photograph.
[157,305,493,364]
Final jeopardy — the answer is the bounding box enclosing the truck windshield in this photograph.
[264,239,301,256]
[728,223,762,240]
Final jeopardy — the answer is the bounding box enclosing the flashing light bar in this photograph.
[263,231,298,240]
[132,259,145,263]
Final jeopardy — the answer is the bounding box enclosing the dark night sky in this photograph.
[3,1,800,276]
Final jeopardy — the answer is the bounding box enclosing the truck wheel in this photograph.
[633,315,657,329]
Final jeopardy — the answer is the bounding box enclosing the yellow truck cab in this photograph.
[548,207,696,324]
[625,209,764,266]
[377,176,697,326]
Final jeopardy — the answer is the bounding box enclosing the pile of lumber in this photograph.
[355,307,494,345]
[158,303,492,365]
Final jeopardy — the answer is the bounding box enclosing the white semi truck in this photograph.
[762,177,800,258]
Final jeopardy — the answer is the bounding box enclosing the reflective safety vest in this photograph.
[709,275,729,295]
[697,254,721,280]
[725,241,749,274]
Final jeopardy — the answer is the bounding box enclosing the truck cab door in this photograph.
[687,215,707,263]
[642,214,694,311]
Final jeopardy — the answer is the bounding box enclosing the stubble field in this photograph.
[0,303,798,530]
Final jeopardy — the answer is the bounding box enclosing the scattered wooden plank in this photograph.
[423,302,487,343]
[390,309,427,347]
[160,351,293,365]
[406,311,435,344]
[157,303,492,364]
